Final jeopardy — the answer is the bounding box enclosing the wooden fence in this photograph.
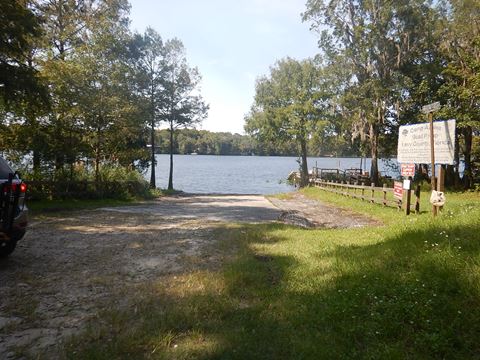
[312,179,421,213]
[312,167,371,183]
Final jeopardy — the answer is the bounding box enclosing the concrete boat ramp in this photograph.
[101,193,378,228]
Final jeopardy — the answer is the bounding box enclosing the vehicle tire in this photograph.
[0,240,17,258]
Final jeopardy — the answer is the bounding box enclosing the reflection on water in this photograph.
[144,155,398,195]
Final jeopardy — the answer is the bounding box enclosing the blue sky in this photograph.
[129,0,319,134]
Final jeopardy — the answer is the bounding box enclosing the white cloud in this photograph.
[201,101,248,134]
[130,0,318,134]
[247,0,304,16]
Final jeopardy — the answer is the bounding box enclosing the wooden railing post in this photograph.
[313,167,420,214]
[415,185,421,214]
[382,184,387,206]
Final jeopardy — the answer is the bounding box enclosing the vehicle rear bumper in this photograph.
[0,208,28,242]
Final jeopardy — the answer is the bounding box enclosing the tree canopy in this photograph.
[0,0,207,189]
[246,0,480,188]
[245,58,331,185]
[0,0,47,111]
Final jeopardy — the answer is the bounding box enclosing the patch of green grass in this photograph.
[27,198,139,214]
[268,192,295,200]
[158,188,184,196]
[27,187,184,214]
[64,189,480,359]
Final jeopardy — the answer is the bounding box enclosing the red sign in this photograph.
[394,181,404,200]
[401,163,415,177]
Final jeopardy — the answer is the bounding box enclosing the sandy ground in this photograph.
[0,193,377,358]
[270,192,381,228]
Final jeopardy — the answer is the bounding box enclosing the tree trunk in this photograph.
[149,81,156,189]
[95,125,101,185]
[54,116,64,177]
[454,131,461,187]
[94,149,100,184]
[299,138,309,187]
[149,119,156,188]
[167,123,174,190]
[369,123,379,186]
[55,155,64,174]
[32,150,40,175]
[463,126,473,189]
[445,165,455,187]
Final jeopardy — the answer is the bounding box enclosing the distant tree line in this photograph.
[154,128,362,157]
[246,0,480,188]
[0,0,206,191]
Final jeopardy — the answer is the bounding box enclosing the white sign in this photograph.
[397,119,456,165]
[422,102,441,114]
[403,179,411,190]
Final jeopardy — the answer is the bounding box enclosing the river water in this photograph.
[145,154,399,195]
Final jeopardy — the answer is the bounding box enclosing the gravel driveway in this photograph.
[0,193,377,358]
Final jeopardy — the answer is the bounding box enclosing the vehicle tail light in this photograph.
[2,182,27,194]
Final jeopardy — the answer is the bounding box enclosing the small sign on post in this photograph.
[394,181,404,200]
[421,101,441,114]
[401,164,415,177]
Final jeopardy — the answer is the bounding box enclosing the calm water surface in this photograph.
[145,155,398,195]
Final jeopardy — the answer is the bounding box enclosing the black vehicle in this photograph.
[0,156,28,257]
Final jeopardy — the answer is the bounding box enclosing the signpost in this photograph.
[397,102,455,217]
[421,101,441,114]
[423,103,440,216]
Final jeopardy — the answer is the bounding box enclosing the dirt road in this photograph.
[0,193,377,358]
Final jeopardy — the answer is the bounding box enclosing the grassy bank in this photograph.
[27,188,179,214]
[66,189,480,359]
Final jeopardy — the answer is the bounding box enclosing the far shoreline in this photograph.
[153,153,398,160]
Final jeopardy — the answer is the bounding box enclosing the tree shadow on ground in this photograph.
[65,220,480,360]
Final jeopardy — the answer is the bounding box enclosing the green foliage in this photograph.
[437,0,480,188]
[25,165,152,201]
[0,0,209,194]
[0,0,48,113]
[134,28,208,189]
[155,128,289,156]
[160,39,209,190]
[472,136,480,184]
[245,58,331,185]
[303,0,434,185]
